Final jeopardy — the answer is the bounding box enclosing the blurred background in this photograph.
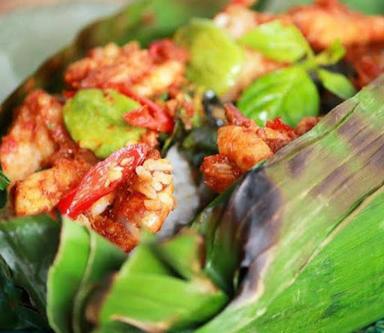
[0,0,130,101]
[0,0,383,102]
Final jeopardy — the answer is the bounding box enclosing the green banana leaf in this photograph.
[0,215,60,316]
[95,231,227,332]
[2,0,384,332]
[195,77,384,332]
[47,218,125,333]
[0,256,48,330]
[79,77,384,333]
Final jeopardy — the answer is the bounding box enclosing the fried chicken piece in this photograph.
[200,154,242,193]
[218,125,273,172]
[65,41,187,98]
[289,0,384,50]
[258,118,297,152]
[0,90,63,182]
[346,43,384,88]
[13,156,92,216]
[214,3,273,39]
[201,105,320,192]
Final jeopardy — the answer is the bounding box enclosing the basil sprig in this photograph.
[238,21,356,126]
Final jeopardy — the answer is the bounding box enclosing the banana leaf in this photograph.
[91,231,227,332]
[194,76,384,332]
[2,1,384,332]
[0,254,48,330]
[0,215,60,315]
[47,218,125,333]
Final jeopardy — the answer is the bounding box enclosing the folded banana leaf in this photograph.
[47,218,125,333]
[195,77,384,332]
[47,78,384,333]
[3,1,384,332]
[0,215,60,329]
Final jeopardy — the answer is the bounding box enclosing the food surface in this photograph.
[1,0,384,332]
[1,0,383,251]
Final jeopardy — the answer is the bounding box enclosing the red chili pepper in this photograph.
[58,144,149,219]
[105,83,174,133]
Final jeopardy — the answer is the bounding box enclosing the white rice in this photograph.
[158,146,200,237]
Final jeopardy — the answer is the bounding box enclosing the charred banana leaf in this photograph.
[197,77,384,332]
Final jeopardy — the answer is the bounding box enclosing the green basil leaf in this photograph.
[318,69,357,99]
[315,40,346,66]
[0,215,60,315]
[239,20,311,63]
[238,67,319,126]
[175,18,244,95]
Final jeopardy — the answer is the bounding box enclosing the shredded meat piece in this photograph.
[2,90,98,216]
[289,0,384,50]
[214,3,274,39]
[0,90,64,181]
[218,125,273,172]
[259,118,298,152]
[90,215,139,252]
[65,41,187,98]
[225,102,256,127]
[346,44,384,88]
[13,156,93,216]
[202,105,320,192]
[200,154,242,193]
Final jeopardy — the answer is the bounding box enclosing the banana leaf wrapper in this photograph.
[2,1,384,332]
[195,77,384,332]
[50,77,384,333]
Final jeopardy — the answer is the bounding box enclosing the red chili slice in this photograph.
[105,83,174,133]
[58,144,149,219]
